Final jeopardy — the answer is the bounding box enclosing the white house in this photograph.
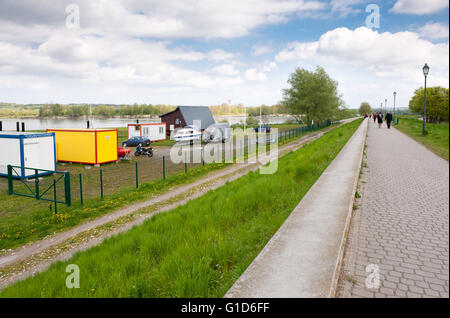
[127,123,166,142]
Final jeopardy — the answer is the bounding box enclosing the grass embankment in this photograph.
[0,162,229,251]
[0,119,362,298]
[0,122,335,251]
[395,116,449,160]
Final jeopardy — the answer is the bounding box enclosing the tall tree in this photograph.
[282,66,343,125]
[358,102,372,116]
[409,86,449,123]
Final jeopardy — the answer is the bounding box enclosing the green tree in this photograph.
[358,102,372,116]
[409,86,449,123]
[50,103,63,116]
[281,66,343,125]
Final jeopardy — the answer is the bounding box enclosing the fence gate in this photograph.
[7,165,71,210]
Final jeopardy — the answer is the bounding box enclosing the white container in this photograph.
[127,123,166,142]
[0,132,57,179]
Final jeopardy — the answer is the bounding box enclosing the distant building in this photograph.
[160,106,215,133]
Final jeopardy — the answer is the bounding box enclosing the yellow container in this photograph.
[46,129,118,164]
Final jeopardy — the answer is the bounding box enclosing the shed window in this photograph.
[175,118,180,125]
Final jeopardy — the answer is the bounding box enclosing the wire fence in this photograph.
[1,120,336,215]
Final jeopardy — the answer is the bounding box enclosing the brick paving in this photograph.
[337,120,449,298]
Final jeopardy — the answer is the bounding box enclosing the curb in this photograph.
[328,118,368,298]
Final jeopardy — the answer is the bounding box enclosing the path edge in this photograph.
[328,118,368,298]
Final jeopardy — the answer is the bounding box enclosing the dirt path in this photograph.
[0,119,356,289]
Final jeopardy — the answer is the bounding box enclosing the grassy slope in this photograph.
[395,116,449,160]
[0,123,333,251]
[0,119,362,298]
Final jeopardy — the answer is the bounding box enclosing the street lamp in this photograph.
[393,91,396,118]
[422,63,430,135]
[385,98,387,113]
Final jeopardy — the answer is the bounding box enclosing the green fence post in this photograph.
[64,172,71,206]
[202,149,205,167]
[135,162,139,188]
[7,165,13,195]
[100,168,103,200]
[53,179,57,215]
[35,169,39,200]
[79,173,83,206]
[184,152,187,174]
[162,156,166,180]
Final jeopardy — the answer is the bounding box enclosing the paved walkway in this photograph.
[225,119,367,298]
[337,121,449,298]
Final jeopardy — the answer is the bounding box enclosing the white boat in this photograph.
[173,125,202,144]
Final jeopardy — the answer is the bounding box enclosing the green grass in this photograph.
[0,119,362,298]
[0,122,334,251]
[395,116,449,160]
[0,162,230,251]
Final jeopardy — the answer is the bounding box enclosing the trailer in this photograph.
[47,128,118,164]
[0,132,56,178]
[202,123,231,143]
[127,123,166,142]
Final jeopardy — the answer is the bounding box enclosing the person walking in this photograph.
[385,112,393,129]
[377,112,383,128]
[373,112,377,124]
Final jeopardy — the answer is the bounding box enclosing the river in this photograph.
[0,115,293,131]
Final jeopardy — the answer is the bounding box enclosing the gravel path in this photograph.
[337,121,449,298]
[0,119,355,289]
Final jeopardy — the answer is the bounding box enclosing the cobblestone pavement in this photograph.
[336,120,449,298]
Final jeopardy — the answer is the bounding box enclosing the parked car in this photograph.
[122,136,150,147]
[254,124,271,133]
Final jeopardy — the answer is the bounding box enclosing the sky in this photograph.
[0,0,448,109]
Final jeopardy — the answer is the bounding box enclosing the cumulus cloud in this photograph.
[0,0,326,40]
[252,44,274,56]
[245,69,267,81]
[418,22,449,40]
[275,26,449,108]
[211,64,240,76]
[390,0,449,15]
[275,27,449,80]
[329,0,366,17]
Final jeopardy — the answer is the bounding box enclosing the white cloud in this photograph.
[212,64,240,76]
[275,27,449,108]
[262,62,279,72]
[275,27,449,78]
[390,0,449,15]
[330,0,366,17]
[206,49,235,61]
[418,22,449,40]
[0,0,327,40]
[245,69,267,81]
[252,44,274,56]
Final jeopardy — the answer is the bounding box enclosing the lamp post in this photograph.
[385,98,387,114]
[422,63,429,135]
[393,91,396,118]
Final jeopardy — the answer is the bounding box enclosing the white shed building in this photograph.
[0,132,57,179]
[127,123,166,142]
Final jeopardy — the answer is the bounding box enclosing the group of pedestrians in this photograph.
[369,111,393,129]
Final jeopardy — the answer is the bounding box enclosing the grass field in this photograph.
[0,121,334,251]
[0,119,362,297]
[395,116,449,160]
